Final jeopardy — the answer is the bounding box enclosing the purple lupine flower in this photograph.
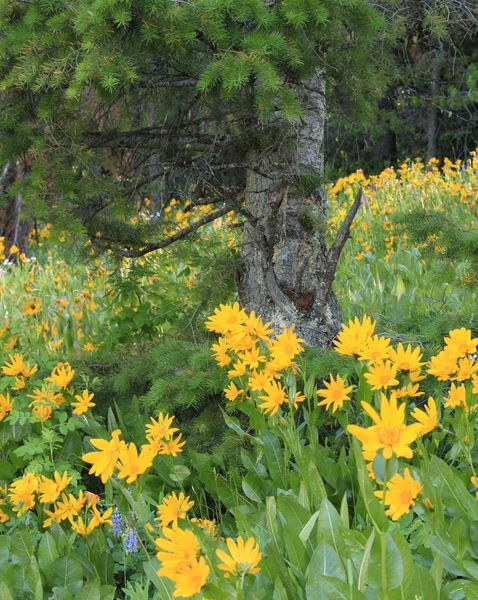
[111,508,123,538]
[123,527,139,554]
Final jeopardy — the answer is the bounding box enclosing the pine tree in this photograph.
[0,0,388,344]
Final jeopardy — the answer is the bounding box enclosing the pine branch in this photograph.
[110,203,236,257]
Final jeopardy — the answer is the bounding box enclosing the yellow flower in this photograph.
[227,360,247,378]
[395,383,423,398]
[165,556,210,598]
[116,442,154,483]
[444,383,467,410]
[454,357,478,381]
[8,472,39,515]
[54,491,85,521]
[155,492,194,528]
[358,335,391,364]
[257,379,288,416]
[47,362,74,388]
[190,517,217,536]
[71,389,96,414]
[216,536,262,577]
[145,413,178,442]
[374,468,422,521]
[427,350,457,381]
[242,310,274,341]
[89,506,113,528]
[388,343,424,372]
[69,515,95,536]
[22,298,41,316]
[0,393,13,421]
[347,393,422,459]
[156,525,200,574]
[2,353,25,376]
[248,369,273,392]
[82,429,126,483]
[292,391,305,408]
[156,434,185,456]
[317,374,353,413]
[334,316,376,357]
[84,491,100,507]
[410,397,438,435]
[205,303,246,334]
[473,374,478,394]
[9,244,19,254]
[364,360,399,390]
[211,337,232,366]
[28,386,65,410]
[38,471,72,504]
[0,503,9,523]
[224,381,244,402]
[22,360,38,377]
[268,325,305,370]
[444,328,478,359]
[239,343,266,370]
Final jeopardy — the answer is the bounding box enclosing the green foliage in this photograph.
[0,0,388,255]
[393,209,478,263]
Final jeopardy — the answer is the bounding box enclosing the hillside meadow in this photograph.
[0,154,477,599]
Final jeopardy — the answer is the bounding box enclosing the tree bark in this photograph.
[239,69,342,346]
[426,52,442,163]
[0,161,31,258]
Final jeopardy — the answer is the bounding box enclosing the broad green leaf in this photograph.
[353,439,388,532]
[369,532,406,593]
[242,471,271,502]
[0,582,14,600]
[306,574,366,600]
[306,542,347,582]
[48,556,84,594]
[340,492,349,529]
[169,464,191,483]
[38,531,59,575]
[357,529,375,592]
[277,495,312,541]
[430,457,478,519]
[0,537,10,567]
[262,429,288,488]
[306,460,327,510]
[317,498,345,555]
[283,523,307,570]
[25,556,43,600]
[265,496,282,553]
[76,581,101,600]
[99,586,116,600]
[10,531,34,566]
[392,564,439,600]
[144,560,174,598]
[299,510,320,545]
[462,582,478,599]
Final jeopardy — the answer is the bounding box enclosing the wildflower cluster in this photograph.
[82,413,184,484]
[333,316,478,520]
[4,470,112,535]
[153,490,261,597]
[327,153,478,263]
[207,302,305,416]
[210,305,478,525]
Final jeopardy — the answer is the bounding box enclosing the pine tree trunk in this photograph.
[239,69,341,346]
[0,161,31,258]
[426,50,442,163]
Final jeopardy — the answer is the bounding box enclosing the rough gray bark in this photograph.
[239,69,342,347]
